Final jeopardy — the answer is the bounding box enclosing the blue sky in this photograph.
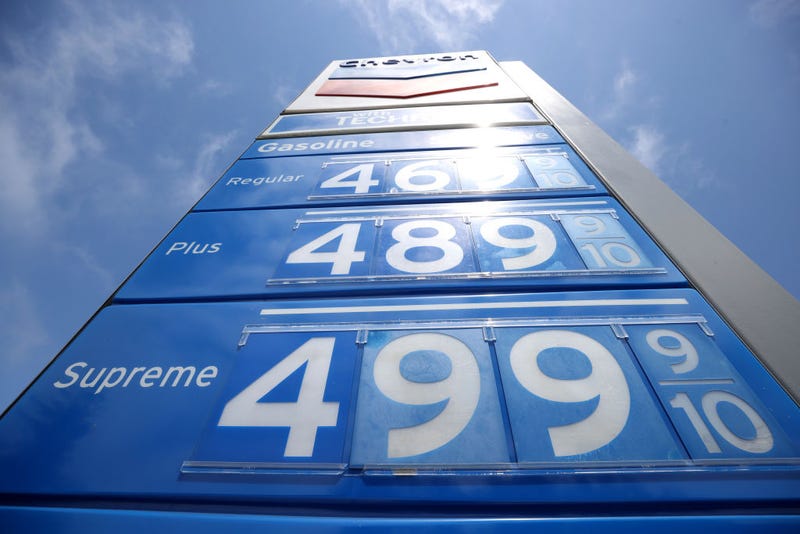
[0,0,798,411]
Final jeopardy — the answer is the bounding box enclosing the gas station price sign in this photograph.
[260,102,546,138]
[0,290,798,505]
[309,147,596,199]
[193,303,795,470]
[114,198,685,302]
[196,139,605,212]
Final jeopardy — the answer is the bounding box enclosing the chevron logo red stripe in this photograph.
[316,68,498,99]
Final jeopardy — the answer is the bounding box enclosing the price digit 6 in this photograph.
[373,332,480,458]
[509,330,630,456]
[393,161,451,191]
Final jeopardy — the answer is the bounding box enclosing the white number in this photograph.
[573,215,606,235]
[386,220,463,273]
[581,242,641,268]
[669,392,720,452]
[528,156,557,169]
[394,161,451,191]
[646,329,698,374]
[320,164,379,194]
[218,337,339,457]
[536,171,581,187]
[459,158,519,189]
[671,391,773,454]
[479,217,556,270]
[373,333,480,458]
[509,330,630,456]
[286,223,365,275]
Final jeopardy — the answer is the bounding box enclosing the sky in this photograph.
[0,0,798,412]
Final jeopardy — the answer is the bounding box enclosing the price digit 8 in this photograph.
[509,330,630,456]
[373,332,480,458]
[386,220,464,273]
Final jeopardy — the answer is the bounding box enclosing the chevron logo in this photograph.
[316,54,499,99]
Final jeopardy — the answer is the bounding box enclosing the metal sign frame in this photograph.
[498,61,800,403]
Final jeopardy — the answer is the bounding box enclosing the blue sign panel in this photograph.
[351,328,510,467]
[625,324,796,460]
[241,125,559,159]
[494,325,683,464]
[262,103,544,137]
[114,198,685,302]
[0,290,798,505]
[2,507,800,533]
[190,330,358,470]
[196,145,604,211]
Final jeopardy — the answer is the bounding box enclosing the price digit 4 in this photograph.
[319,164,380,194]
[218,337,340,457]
[286,223,366,275]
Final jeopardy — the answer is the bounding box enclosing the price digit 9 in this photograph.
[573,215,606,235]
[646,329,698,374]
[373,333,480,458]
[460,158,520,190]
[479,217,556,270]
[509,330,630,456]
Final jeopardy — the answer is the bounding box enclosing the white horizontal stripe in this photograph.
[658,379,735,386]
[260,298,688,316]
[305,200,607,216]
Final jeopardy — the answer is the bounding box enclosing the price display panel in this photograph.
[239,125,560,160]
[196,144,604,213]
[260,102,546,137]
[1,290,798,506]
[114,198,684,302]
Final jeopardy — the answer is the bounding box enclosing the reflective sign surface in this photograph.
[240,126,560,159]
[197,145,604,211]
[286,51,527,112]
[115,198,685,302]
[0,290,798,505]
[261,102,544,137]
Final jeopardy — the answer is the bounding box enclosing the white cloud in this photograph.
[749,0,800,27]
[0,280,50,410]
[342,0,504,53]
[57,244,115,290]
[183,131,239,205]
[599,60,639,121]
[627,125,667,174]
[0,1,194,234]
[0,2,196,412]
[614,64,637,94]
[272,79,302,109]
[196,79,234,97]
[625,125,718,194]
